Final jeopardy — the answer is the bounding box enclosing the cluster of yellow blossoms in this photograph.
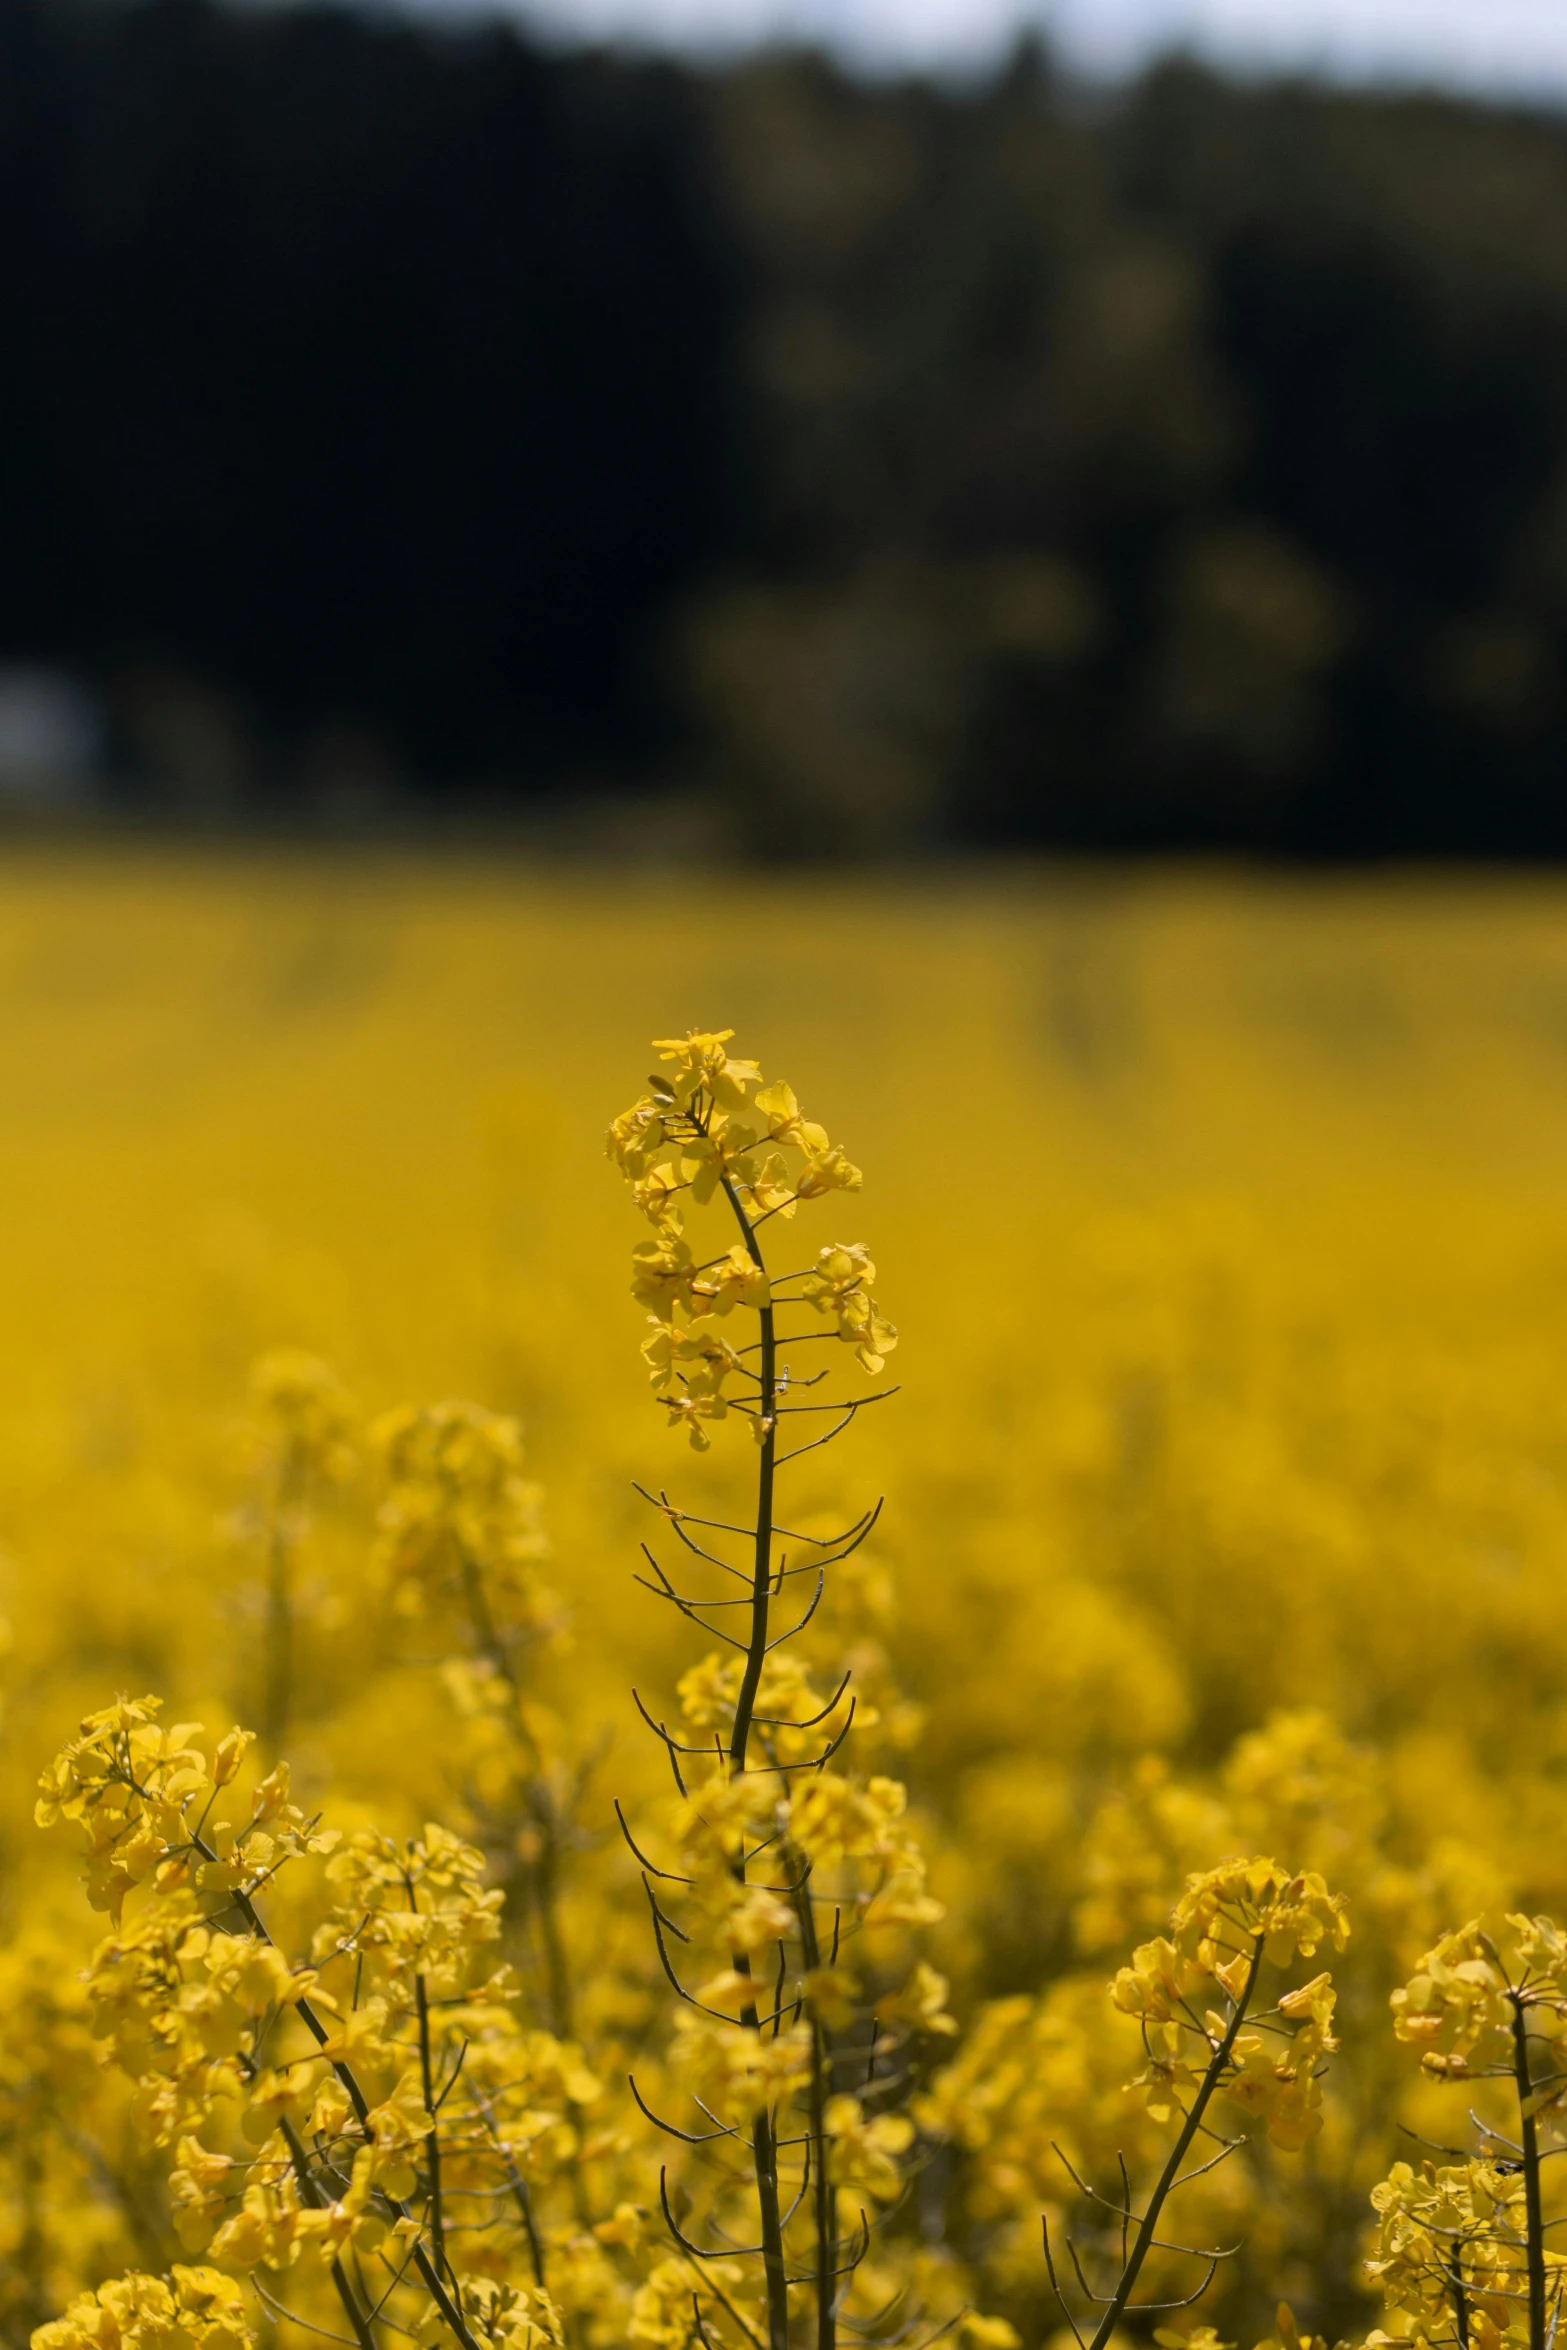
[373,1404,556,1638]
[1357,1918,1567,2350]
[21,1023,1567,2350]
[1110,1860,1347,2150]
[34,1699,335,1927]
[26,1364,618,2350]
[35,1691,598,2350]
[608,1030,895,1445]
[36,2267,252,2350]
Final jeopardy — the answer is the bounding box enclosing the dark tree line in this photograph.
[0,0,742,794]
[4,0,1567,853]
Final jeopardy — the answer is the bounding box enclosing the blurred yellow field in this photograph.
[11,851,1567,2350]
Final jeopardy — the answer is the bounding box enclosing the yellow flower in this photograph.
[787,1772,907,1868]
[959,2321,1022,2350]
[1391,1923,1512,2066]
[803,1968,859,2031]
[630,2260,750,2350]
[799,1244,897,1371]
[669,2010,812,2116]
[612,1034,889,1441]
[34,2267,255,2350]
[1171,1858,1349,1967]
[692,1241,770,1316]
[246,1351,359,1486]
[461,2280,565,2350]
[823,2093,914,2205]
[372,1401,556,1636]
[876,1961,958,2037]
[1110,1935,1206,2025]
[752,1079,827,1152]
[168,2140,236,2254]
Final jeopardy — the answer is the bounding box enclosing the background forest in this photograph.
[3,0,1567,854]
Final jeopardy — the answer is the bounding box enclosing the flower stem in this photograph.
[416,1972,448,2284]
[189,1833,483,2350]
[1511,1994,1547,2350]
[1086,1937,1264,2350]
[719,1166,789,2350]
[794,1872,837,2350]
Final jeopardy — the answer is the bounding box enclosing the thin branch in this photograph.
[251,2279,362,2348]
[753,1672,854,1731]
[774,1389,901,1417]
[682,2264,766,2350]
[660,2168,770,2262]
[1042,2217,1088,2350]
[615,1800,693,1883]
[1082,1935,1264,2350]
[774,1397,895,1468]
[765,1573,825,1650]
[629,2074,749,2147]
[636,1491,878,1553]
[631,1691,690,1795]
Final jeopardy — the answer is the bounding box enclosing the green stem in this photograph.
[279,2115,379,2350]
[750,2103,791,2350]
[469,2080,547,2287]
[1511,1995,1547,2350]
[721,1173,777,1779]
[190,1837,483,2350]
[416,1972,448,2284]
[458,1542,510,1688]
[1449,2258,1470,2350]
[718,1166,789,2350]
[794,1871,837,2350]
[1085,1938,1264,2350]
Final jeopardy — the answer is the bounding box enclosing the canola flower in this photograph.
[1361,1917,1567,2350]
[35,1692,583,2350]
[610,1030,950,2350]
[35,2265,252,2350]
[13,975,1567,2350]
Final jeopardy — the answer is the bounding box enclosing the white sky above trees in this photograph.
[501,0,1567,98]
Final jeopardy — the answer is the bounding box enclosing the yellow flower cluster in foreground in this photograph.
[4,863,1567,2350]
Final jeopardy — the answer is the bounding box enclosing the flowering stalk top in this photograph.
[608,1028,895,1447]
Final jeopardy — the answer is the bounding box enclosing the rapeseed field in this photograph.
[10,852,1567,2350]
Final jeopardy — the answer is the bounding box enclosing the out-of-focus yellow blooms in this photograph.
[628,2258,753,2350]
[33,2269,253,2350]
[245,1352,359,1489]
[822,2094,914,2210]
[875,1958,957,2036]
[373,1403,556,1635]
[669,2008,814,2116]
[19,894,1567,2350]
[956,2318,1022,2350]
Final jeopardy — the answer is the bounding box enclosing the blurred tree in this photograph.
[0,0,741,795]
[4,5,1567,852]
